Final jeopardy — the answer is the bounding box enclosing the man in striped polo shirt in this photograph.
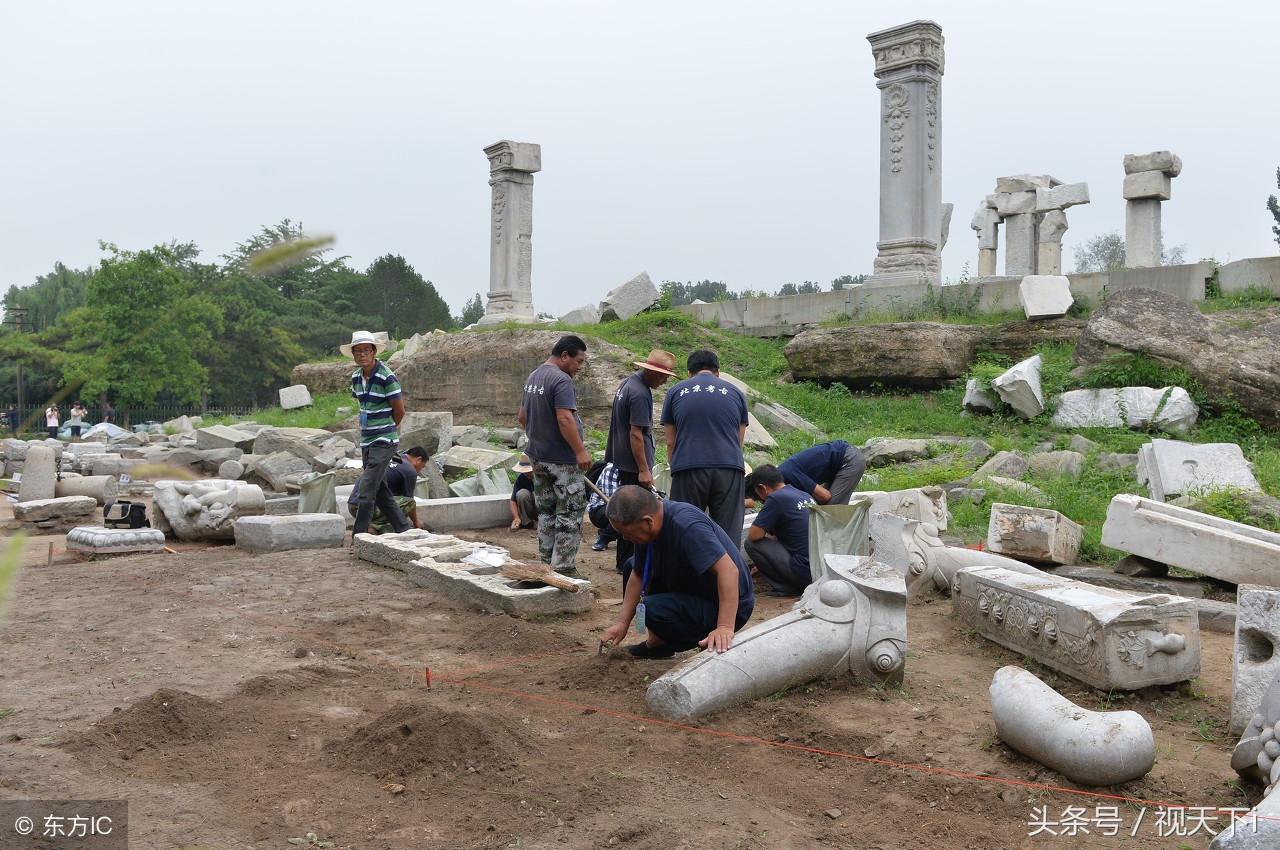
[344,330,412,538]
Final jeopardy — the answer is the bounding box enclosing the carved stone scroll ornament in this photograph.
[902,520,1039,597]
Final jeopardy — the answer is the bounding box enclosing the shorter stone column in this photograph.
[1123,151,1181,268]
[1037,210,1068,275]
[970,199,1000,277]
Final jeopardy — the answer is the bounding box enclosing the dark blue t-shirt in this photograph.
[778,440,851,496]
[752,484,812,574]
[510,472,533,502]
[604,372,654,473]
[637,500,754,623]
[659,373,748,472]
[521,363,583,464]
[348,453,419,504]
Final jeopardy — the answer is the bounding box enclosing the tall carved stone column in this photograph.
[477,140,541,326]
[865,20,944,289]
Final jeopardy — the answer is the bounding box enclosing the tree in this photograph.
[361,254,455,336]
[1072,231,1126,273]
[61,243,222,409]
[831,275,866,290]
[658,280,741,306]
[3,262,91,332]
[457,292,485,326]
[1269,167,1280,249]
[199,270,306,409]
[776,281,822,296]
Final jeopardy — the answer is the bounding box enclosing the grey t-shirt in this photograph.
[521,363,582,464]
[603,372,654,474]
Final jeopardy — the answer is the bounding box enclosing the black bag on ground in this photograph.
[103,500,149,529]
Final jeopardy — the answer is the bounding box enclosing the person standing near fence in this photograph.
[7,404,19,436]
[101,401,115,424]
[344,330,412,538]
[68,402,85,442]
[44,403,59,440]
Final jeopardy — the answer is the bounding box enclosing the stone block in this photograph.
[952,565,1201,690]
[1123,170,1172,201]
[987,503,1083,565]
[87,455,142,478]
[1050,387,1198,434]
[263,495,300,515]
[194,447,244,475]
[1004,213,1039,278]
[452,424,490,447]
[418,494,513,532]
[992,191,1038,216]
[17,444,57,502]
[66,525,166,555]
[990,666,1154,786]
[278,384,313,410]
[752,402,817,434]
[234,514,346,554]
[559,304,600,325]
[54,475,118,505]
[1123,150,1182,177]
[420,459,450,499]
[353,530,592,616]
[491,427,526,448]
[645,556,906,720]
[1027,450,1085,480]
[1232,586,1280,735]
[1136,439,1260,501]
[1070,434,1099,454]
[742,412,777,449]
[1101,494,1280,588]
[12,495,97,523]
[995,174,1056,193]
[2,438,28,461]
[194,424,256,451]
[1017,275,1073,319]
[1218,256,1280,297]
[437,445,517,477]
[1125,198,1163,268]
[990,355,1044,419]
[862,438,931,468]
[400,411,452,457]
[973,450,1029,481]
[251,427,328,458]
[310,441,354,473]
[962,378,996,413]
[248,451,314,492]
[598,272,660,322]
[1034,181,1090,212]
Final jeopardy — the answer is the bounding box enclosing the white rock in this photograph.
[1034,181,1090,212]
[598,272,660,322]
[278,384,314,410]
[992,191,1038,216]
[990,355,1044,419]
[558,304,600,325]
[1123,170,1172,201]
[987,503,1082,565]
[1017,275,1073,319]
[1137,439,1260,501]
[994,174,1055,193]
[962,378,996,413]
[1123,151,1182,176]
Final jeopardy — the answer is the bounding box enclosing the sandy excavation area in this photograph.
[0,514,1257,850]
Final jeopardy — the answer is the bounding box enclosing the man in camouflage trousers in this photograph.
[518,335,593,575]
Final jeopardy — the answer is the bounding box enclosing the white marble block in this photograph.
[235,514,346,553]
[1123,170,1172,201]
[995,174,1055,193]
[1050,387,1198,434]
[1034,181,1090,212]
[990,355,1044,419]
[993,191,1038,217]
[952,565,1201,690]
[558,304,600,325]
[598,272,660,322]
[1100,494,1280,588]
[195,424,257,451]
[278,384,313,410]
[17,444,57,502]
[1017,275,1073,319]
[1136,439,1261,501]
[987,503,1083,565]
[1124,150,1182,176]
[962,378,996,413]
[1232,586,1280,735]
[66,525,166,555]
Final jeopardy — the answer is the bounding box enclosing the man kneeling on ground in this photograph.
[601,485,755,658]
[743,464,813,597]
[348,446,430,534]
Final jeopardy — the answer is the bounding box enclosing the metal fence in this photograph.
[3,405,254,436]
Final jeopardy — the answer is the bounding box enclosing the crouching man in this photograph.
[601,485,755,658]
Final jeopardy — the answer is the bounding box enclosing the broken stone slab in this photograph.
[1101,495,1280,588]
[1123,150,1182,177]
[451,424,490,448]
[862,486,949,530]
[278,384,313,410]
[645,555,906,720]
[1122,170,1172,201]
[311,440,355,473]
[1017,275,1074,320]
[990,666,1154,786]
[2,438,28,461]
[752,402,817,434]
[1026,450,1084,480]
[1136,439,1260,501]
[995,174,1057,193]
[194,424,257,451]
[399,411,452,456]
[437,445,518,478]
[12,495,98,524]
[862,438,931,468]
[65,525,167,555]
[903,521,1040,598]
[248,451,315,492]
[234,514,346,554]
[151,480,266,541]
[1034,181,1090,212]
[952,565,1200,690]
[742,411,777,449]
[491,428,526,448]
[353,530,592,616]
[992,191,1037,217]
[17,444,57,502]
[987,503,1083,565]
[962,379,996,413]
[420,460,449,499]
[598,271,660,322]
[418,494,512,532]
[54,475,118,505]
[990,355,1044,419]
[252,427,329,457]
[558,304,600,325]
[1231,586,1280,735]
[973,450,1029,481]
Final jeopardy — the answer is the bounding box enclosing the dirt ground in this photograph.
[0,502,1260,850]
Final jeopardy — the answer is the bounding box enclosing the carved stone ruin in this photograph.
[234,514,347,554]
[903,520,1039,598]
[645,555,906,720]
[1136,438,1261,502]
[1123,150,1181,268]
[987,503,1082,566]
[952,565,1201,690]
[990,666,1154,786]
[1232,586,1280,735]
[477,140,541,326]
[66,525,167,556]
[970,175,1089,279]
[151,480,266,541]
[1221,669,1280,849]
[864,20,945,289]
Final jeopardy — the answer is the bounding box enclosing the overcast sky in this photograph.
[3,1,1278,320]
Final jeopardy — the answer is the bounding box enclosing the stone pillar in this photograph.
[477,140,541,325]
[1123,151,1181,268]
[1003,214,1039,277]
[1037,209,1069,276]
[865,21,944,289]
[970,200,1000,278]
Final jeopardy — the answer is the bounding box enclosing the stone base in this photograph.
[861,270,941,290]
[234,514,346,554]
[66,525,167,555]
[418,494,514,532]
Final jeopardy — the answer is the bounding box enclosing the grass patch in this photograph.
[198,392,355,430]
[1198,284,1277,313]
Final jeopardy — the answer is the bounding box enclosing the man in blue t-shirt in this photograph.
[659,349,749,544]
[772,440,866,507]
[602,486,755,658]
[603,348,677,573]
[743,464,813,597]
[518,335,593,575]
